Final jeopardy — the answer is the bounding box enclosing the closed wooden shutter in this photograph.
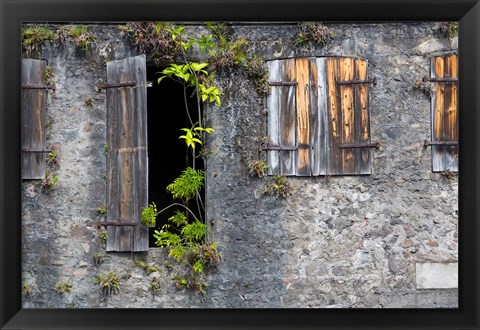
[105,54,148,252]
[21,59,48,179]
[266,57,372,176]
[430,53,458,172]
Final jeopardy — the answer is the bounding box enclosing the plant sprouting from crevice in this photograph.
[249,159,269,178]
[440,22,458,38]
[296,22,333,46]
[53,281,73,294]
[134,259,159,275]
[263,175,293,197]
[55,25,96,51]
[94,271,120,295]
[22,24,55,55]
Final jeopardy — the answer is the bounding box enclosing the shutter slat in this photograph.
[443,54,458,172]
[432,56,445,172]
[354,59,371,174]
[326,58,342,175]
[266,61,281,175]
[106,54,148,252]
[295,58,311,176]
[22,59,47,179]
[339,58,356,174]
[279,59,297,176]
[316,58,328,176]
[309,58,320,176]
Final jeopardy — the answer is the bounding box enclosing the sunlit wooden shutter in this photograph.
[266,57,372,176]
[105,54,148,252]
[21,59,48,179]
[326,57,372,175]
[430,53,458,172]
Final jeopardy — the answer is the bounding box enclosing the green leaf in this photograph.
[193,260,204,274]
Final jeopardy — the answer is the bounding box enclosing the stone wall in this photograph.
[22,22,458,308]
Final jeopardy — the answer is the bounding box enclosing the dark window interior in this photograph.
[146,66,203,247]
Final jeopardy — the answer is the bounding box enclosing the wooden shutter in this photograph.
[21,59,48,179]
[430,53,458,172]
[266,57,372,176]
[326,57,372,175]
[105,54,148,252]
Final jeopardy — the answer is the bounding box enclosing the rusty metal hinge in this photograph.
[99,221,137,227]
[424,140,458,147]
[268,81,298,87]
[22,84,56,90]
[337,78,377,86]
[262,144,310,151]
[22,147,52,153]
[338,142,379,149]
[96,81,137,92]
[422,76,458,83]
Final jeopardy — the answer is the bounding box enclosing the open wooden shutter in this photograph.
[430,53,458,172]
[105,54,148,252]
[266,57,372,176]
[21,59,48,179]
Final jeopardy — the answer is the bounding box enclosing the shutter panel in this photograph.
[106,54,148,252]
[326,57,372,175]
[266,57,372,177]
[431,54,458,172]
[266,59,297,176]
[21,59,47,179]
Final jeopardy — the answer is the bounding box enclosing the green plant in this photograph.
[296,22,333,46]
[56,25,96,51]
[179,124,215,150]
[134,259,159,275]
[166,168,205,202]
[94,271,120,295]
[97,205,107,216]
[22,24,55,54]
[45,66,55,84]
[141,202,157,227]
[441,169,458,180]
[46,149,59,167]
[42,171,59,191]
[249,159,269,178]
[263,175,293,198]
[93,252,105,266]
[440,22,459,38]
[23,281,33,296]
[104,144,108,155]
[99,230,108,245]
[53,281,73,294]
[172,274,208,294]
[84,97,94,106]
[149,277,161,293]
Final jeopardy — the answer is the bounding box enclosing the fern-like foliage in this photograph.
[166,167,205,201]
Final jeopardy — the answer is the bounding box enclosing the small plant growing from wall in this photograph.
[133,259,159,275]
[45,65,55,85]
[55,25,96,51]
[53,281,73,294]
[22,281,34,297]
[439,22,459,38]
[94,271,120,295]
[148,277,161,293]
[22,24,55,56]
[84,97,94,107]
[99,230,108,248]
[263,175,293,198]
[249,159,269,178]
[295,22,333,46]
[46,149,59,167]
[42,171,59,191]
[93,252,105,266]
[96,205,107,216]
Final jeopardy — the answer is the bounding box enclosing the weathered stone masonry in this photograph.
[22,22,458,308]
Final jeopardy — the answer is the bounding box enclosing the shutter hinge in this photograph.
[262,144,310,151]
[423,140,458,147]
[422,76,458,83]
[22,148,52,153]
[22,84,56,90]
[268,81,297,86]
[96,81,137,92]
[337,78,377,86]
[338,142,379,150]
[99,221,137,227]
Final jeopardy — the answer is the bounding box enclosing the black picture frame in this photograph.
[1,0,479,329]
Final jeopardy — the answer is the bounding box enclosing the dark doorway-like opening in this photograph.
[146,65,203,247]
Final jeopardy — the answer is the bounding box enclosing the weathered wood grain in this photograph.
[295,58,311,176]
[431,56,446,172]
[315,58,329,175]
[21,59,47,179]
[279,59,297,176]
[354,59,371,175]
[326,58,342,175]
[106,54,148,252]
[266,60,281,175]
[443,54,458,172]
[339,57,355,174]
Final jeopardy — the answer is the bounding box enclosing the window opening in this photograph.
[146,65,204,247]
